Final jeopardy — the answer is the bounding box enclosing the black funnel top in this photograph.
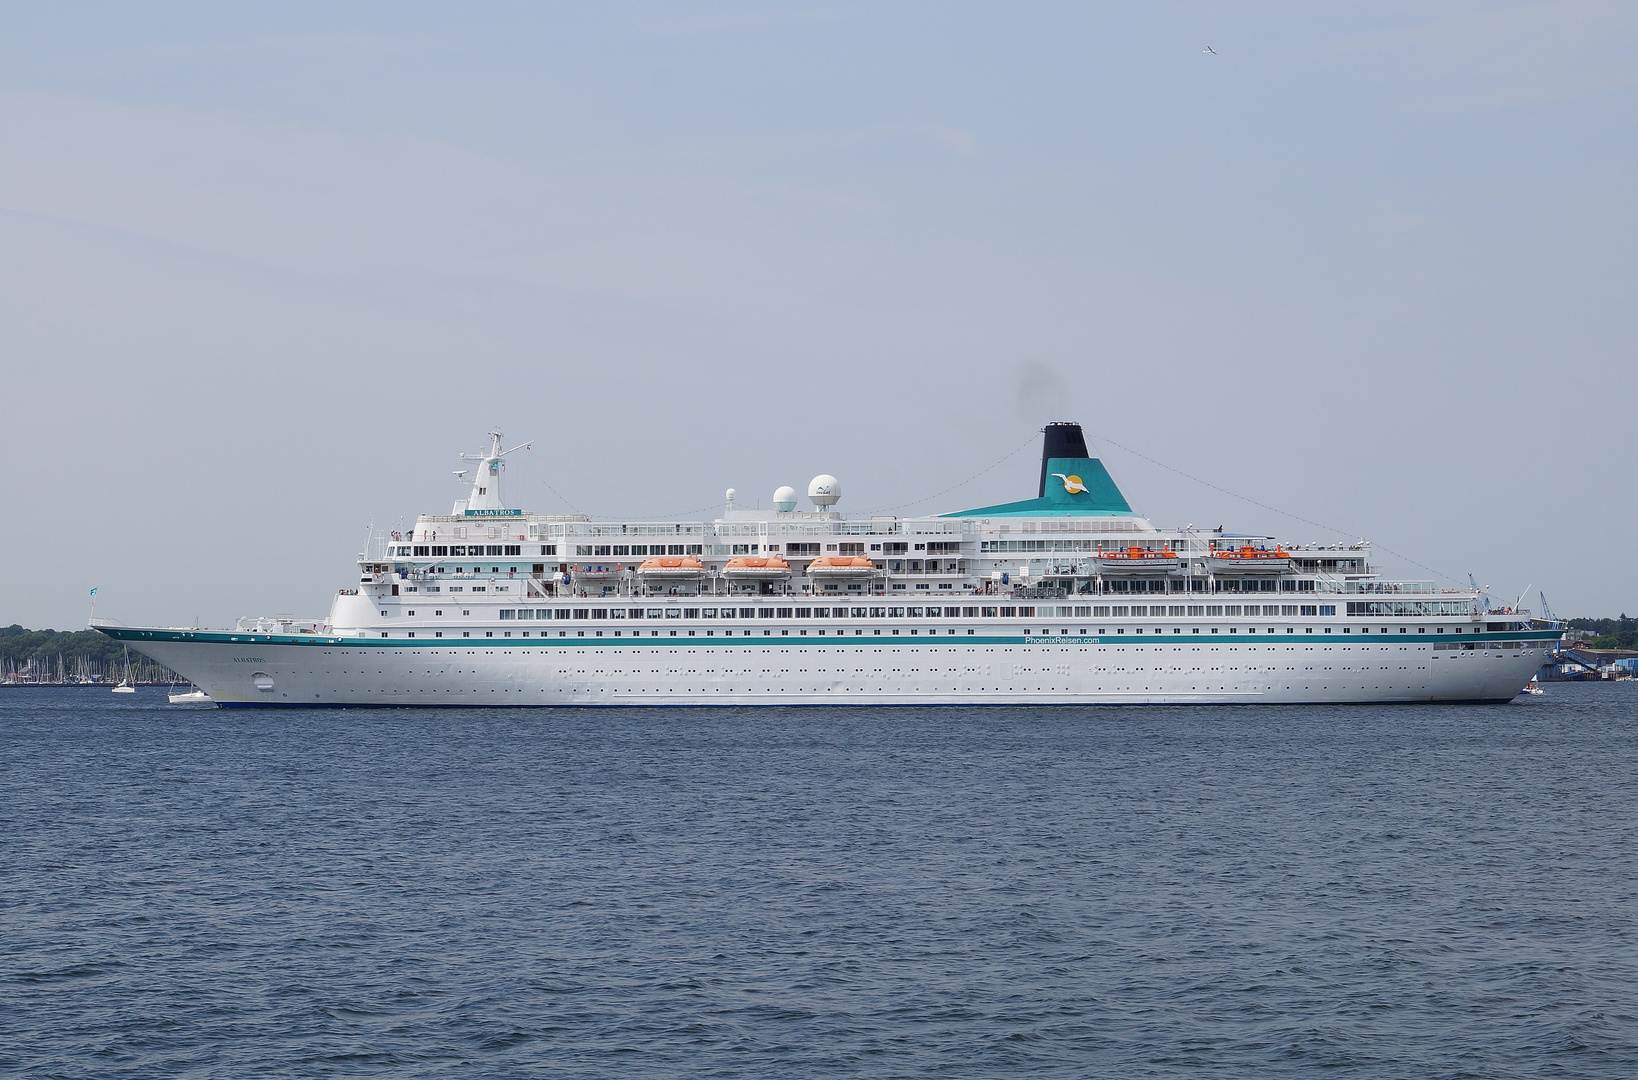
[1038,422,1091,497]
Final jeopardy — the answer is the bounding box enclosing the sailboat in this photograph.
[112,646,136,693]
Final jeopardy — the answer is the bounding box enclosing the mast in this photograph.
[456,430,532,513]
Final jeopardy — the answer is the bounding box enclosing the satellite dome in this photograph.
[726,488,737,507]
[807,474,840,508]
[773,485,798,512]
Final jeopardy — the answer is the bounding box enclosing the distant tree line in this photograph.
[1566,616,1637,650]
[0,624,181,683]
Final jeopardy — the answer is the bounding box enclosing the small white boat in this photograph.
[1518,679,1544,696]
[113,646,136,692]
[169,687,213,704]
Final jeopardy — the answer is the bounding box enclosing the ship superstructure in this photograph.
[95,424,1554,706]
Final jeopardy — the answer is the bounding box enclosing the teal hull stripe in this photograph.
[97,626,1562,649]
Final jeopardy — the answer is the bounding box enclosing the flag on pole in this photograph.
[90,587,98,597]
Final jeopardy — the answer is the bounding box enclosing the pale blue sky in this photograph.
[2,2,1634,628]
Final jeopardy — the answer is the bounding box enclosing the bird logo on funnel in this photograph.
[1051,473,1088,495]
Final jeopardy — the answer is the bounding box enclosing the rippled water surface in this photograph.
[4,686,1637,1078]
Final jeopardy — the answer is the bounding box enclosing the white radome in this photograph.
[808,474,840,507]
[773,485,798,512]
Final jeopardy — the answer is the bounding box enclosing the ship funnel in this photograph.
[1038,422,1091,497]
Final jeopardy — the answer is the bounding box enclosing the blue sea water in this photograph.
[2,686,1636,1078]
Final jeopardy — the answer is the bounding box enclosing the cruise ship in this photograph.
[94,424,1554,707]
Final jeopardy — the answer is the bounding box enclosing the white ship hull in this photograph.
[105,622,1554,707]
[96,423,1552,708]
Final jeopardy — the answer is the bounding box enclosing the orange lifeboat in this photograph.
[1094,546,1180,573]
[637,556,707,580]
[1207,546,1290,573]
[804,555,879,581]
[722,556,792,580]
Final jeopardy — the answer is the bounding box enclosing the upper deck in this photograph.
[353,425,1486,618]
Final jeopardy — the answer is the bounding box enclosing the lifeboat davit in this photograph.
[804,555,879,581]
[722,556,792,580]
[1207,546,1290,573]
[636,556,707,580]
[1094,546,1180,573]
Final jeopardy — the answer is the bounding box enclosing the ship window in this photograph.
[665,609,681,620]
[573,609,589,619]
[591,609,609,620]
